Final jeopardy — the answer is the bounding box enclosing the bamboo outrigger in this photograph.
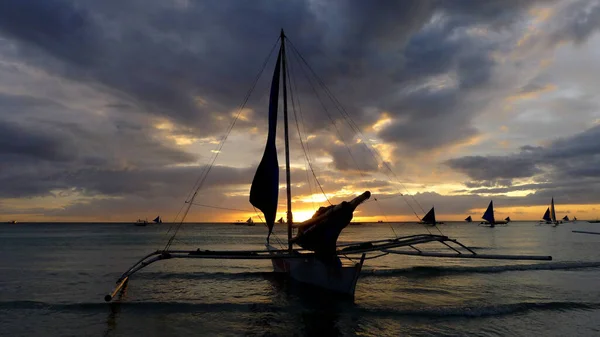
[105,30,552,302]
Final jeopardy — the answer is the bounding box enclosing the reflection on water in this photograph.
[2,222,600,336]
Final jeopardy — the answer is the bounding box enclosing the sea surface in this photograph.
[1,221,600,336]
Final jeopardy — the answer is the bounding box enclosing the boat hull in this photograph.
[267,246,364,296]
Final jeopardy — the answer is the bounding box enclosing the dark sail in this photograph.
[153,216,162,223]
[249,48,282,239]
[465,216,472,222]
[482,200,495,224]
[562,215,569,221]
[542,207,551,221]
[422,207,436,225]
[505,217,511,222]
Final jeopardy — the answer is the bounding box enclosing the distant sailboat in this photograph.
[246,217,255,226]
[562,215,570,222]
[153,216,162,224]
[278,217,284,224]
[419,207,444,225]
[479,201,509,227]
[540,198,562,225]
[465,216,472,223]
[480,201,496,227]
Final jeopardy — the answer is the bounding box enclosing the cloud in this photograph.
[2,0,600,220]
[445,125,600,202]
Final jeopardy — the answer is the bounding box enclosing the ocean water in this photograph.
[1,222,600,336]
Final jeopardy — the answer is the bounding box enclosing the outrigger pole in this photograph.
[573,230,600,235]
[105,234,551,302]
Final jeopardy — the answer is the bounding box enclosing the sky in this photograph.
[1,0,600,223]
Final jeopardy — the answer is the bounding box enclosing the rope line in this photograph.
[163,37,281,250]
[287,40,440,236]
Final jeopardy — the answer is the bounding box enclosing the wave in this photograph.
[362,261,600,277]
[360,301,600,318]
[1,300,598,318]
[134,271,271,280]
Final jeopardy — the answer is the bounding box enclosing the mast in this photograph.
[280,29,293,251]
[550,197,557,224]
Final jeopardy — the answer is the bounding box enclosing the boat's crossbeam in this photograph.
[337,234,552,261]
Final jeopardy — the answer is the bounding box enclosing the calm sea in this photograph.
[1,222,600,336]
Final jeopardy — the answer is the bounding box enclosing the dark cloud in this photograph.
[1,0,600,220]
[550,0,600,44]
[446,125,600,201]
[445,153,542,181]
[0,118,75,162]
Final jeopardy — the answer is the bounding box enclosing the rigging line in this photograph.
[371,194,397,238]
[287,48,402,236]
[286,43,413,189]
[287,42,433,229]
[288,44,406,234]
[185,202,254,212]
[163,164,211,237]
[291,61,323,209]
[164,37,282,251]
[287,42,431,235]
[252,206,285,249]
[288,46,367,181]
[286,48,315,211]
[286,49,331,206]
[286,59,317,210]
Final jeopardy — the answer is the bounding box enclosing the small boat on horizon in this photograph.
[134,219,148,226]
[135,216,162,226]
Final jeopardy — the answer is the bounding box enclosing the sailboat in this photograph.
[153,216,162,224]
[540,207,552,224]
[278,217,284,224]
[479,200,509,227]
[246,217,255,226]
[418,207,444,225]
[550,197,561,225]
[539,198,562,225]
[104,30,553,302]
[465,216,472,223]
